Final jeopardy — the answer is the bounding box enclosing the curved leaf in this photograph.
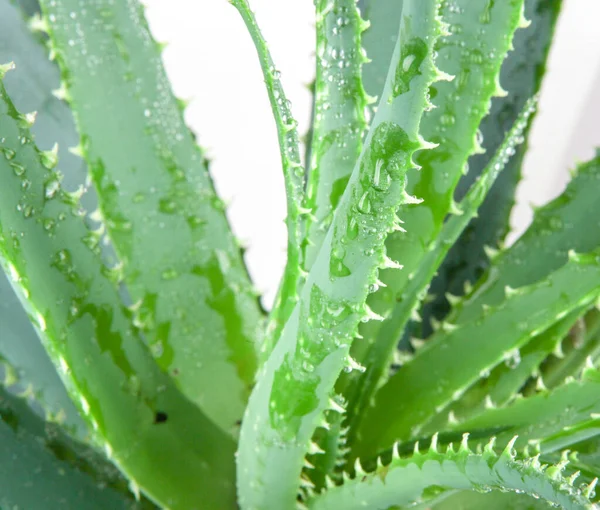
[308,437,595,510]
[231,0,305,360]
[39,0,262,435]
[0,74,236,509]
[446,154,600,326]
[423,0,564,333]
[345,0,528,438]
[417,154,600,429]
[453,368,600,455]
[426,304,590,431]
[355,252,600,459]
[0,383,154,510]
[0,0,85,436]
[237,1,445,507]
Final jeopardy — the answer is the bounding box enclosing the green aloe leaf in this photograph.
[38,0,262,435]
[345,0,528,437]
[0,73,236,509]
[425,304,591,431]
[0,0,85,436]
[413,153,600,429]
[552,436,600,486]
[308,437,595,510]
[448,153,600,326]
[354,252,600,459]
[230,0,305,360]
[344,95,538,452]
[303,0,370,275]
[452,368,600,455]
[237,1,445,507]
[299,0,370,485]
[423,0,564,333]
[0,382,155,510]
[357,0,403,102]
[534,307,600,392]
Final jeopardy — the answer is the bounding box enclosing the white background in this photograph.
[144,0,600,308]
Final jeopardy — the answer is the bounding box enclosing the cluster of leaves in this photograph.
[1,0,599,509]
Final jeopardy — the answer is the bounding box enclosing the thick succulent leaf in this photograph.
[236,1,445,507]
[557,436,600,483]
[536,307,600,391]
[303,0,369,273]
[0,0,85,435]
[426,304,590,431]
[231,0,305,360]
[446,153,600,326]
[424,0,564,333]
[414,154,600,430]
[308,437,595,510]
[0,383,155,509]
[451,368,600,455]
[357,0,403,102]
[0,76,236,509]
[300,0,370,484]
[354,252,600,459]
[39,0,262,434]
[344,95,537,447]
[346,0,527,435]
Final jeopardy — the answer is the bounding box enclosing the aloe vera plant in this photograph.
[1,0,599,508]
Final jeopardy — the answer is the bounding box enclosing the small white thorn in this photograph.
[430,433,439,452]
[328,398,346,414]
[52,83,69,101]
[392,442,400,460]
[363,304,385,322]
[307,442,325,455]
[381,256,403,270]
[535,376,548,392]
[445,292,461,306]
[483,245,499,260]
[447,410,458,425]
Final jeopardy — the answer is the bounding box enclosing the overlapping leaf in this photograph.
[309,436,596,509]
[345,0,528,445]
[424,0,564,333]
[0,381,155,509]
[0,74,236,509]
[237,1,445,507]
[355,251,600,458]
[38,0,262,435]
[0,0,84,435]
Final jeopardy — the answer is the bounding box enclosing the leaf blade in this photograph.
[231,0,306,360]
[0,382,153,510]
[345,0,528,438]
[355,253,600,459]
[423,0,564,333]
[308,438,595,510]
[39,0,262,434]
[0,76,237,509]
[237,1,446,507]
[0,0,86,436]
